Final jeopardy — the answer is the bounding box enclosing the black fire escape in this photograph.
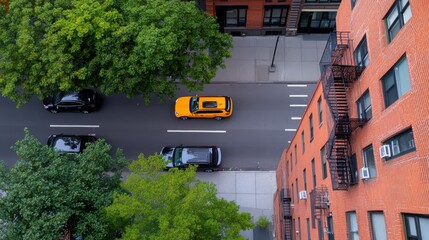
[280,188,293,240]
[310,185,330,228]
[319,32,366,190]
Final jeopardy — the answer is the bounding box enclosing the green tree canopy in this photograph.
[0,0,232,106]
[105,154,254,240]
[0,129,127,239]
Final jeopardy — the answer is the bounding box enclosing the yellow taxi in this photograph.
[175,96,233,120]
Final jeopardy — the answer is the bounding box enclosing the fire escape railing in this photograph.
[310,185,330,228]
[319,32,366,190]
[280,188,293,240]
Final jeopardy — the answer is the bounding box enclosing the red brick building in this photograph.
[203,0,340,36]
[274,0,429,239]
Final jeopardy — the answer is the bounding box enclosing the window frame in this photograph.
[356,89,372,121]
[225,7,247,27]
[383,128,416,160]
[311,159,316,189]
[295,144,298,164]
[303,168,307,191]
[321,145,327,179]
[346,211,359,240]
[403,213,429,240]
[301,131,305,153]
[370,211,387,240]
[318,97,323,126]
[351,0,358,9]
[354,35,369,68]
[363,144,377,178]
[349,154,358,185]
[263,5,288,27]
[381,55,411,108]
[309,114,314,141]
[385,0,412,42]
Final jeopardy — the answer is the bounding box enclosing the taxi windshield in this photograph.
[190,97,199,112]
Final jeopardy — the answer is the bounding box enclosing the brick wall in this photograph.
[275,0,429,239]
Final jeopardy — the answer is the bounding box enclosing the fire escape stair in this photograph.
[281,188,293,240]
[286,0,302,35]
[320,32,364,191]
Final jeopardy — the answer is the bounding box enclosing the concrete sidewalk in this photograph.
[196,171,276,239]
[213,35,328,83]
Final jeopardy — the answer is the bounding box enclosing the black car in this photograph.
[43,89,101,113]
[161,146,222,172]
[47,134,97,153]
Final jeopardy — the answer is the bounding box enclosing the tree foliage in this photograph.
[0,0,232,106]
[105,154,254,240]
[0,129,127,239]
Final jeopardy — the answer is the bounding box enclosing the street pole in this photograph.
[269,35,280,72]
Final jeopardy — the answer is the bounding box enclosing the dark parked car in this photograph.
[47,134,97,153]
[161,146,222,172]
[43,89,101,113]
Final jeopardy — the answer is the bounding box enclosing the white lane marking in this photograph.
[290,104,307,107]
[50,125,100,128]
[167,130,227,133]
[291,117,302,120]
[285,129,297,132]
[287,84,308,87]
[289,94,308,98]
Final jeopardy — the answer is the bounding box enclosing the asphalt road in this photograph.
[0,83,315,170]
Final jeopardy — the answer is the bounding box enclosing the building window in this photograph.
[403,213,429,240]
[290,152,293,171]
[318,219,325,240]
[351,0,358,8]
[318,97,323,125]
[301,131,305,153]
[226,7,247,27]
[295,178,299,201]
[303,169,307,191]
[383,128,415,160]
[263,6,287,26]
[363,145,376,178]
[354,36,369,67]
[370,212,387,240]
[309,114,314,141]
[311,159,316,189]
[382,56,411,108]
[298,12,336,33]
[385,0,412,42]
[349,154,358,185]
[347,211,359,240]
[295,144,298,164]
[357,90,372,120]
[321,145,327,179]
[306,218,311,240]
[291,183,294,204]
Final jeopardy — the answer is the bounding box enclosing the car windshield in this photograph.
[53,136,81,153]
[173,148,183,166]
[190,97,199,112]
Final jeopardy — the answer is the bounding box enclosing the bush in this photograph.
[256,215,271,228]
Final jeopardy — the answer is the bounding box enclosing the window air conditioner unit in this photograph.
[299,190,307,200]
[379,144,391,158]
[360,167,370,180]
